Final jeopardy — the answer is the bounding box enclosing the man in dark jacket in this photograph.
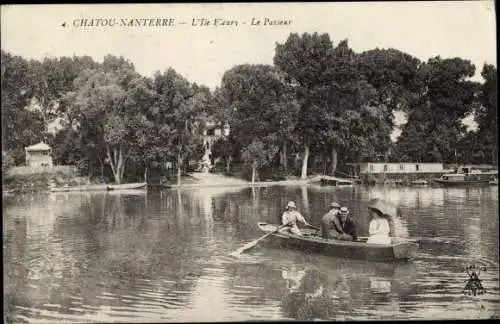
[321,206,358,241]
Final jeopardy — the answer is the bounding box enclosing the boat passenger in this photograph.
[366,207,391,245]
[320,202,341,238]
[281,201,311,236]
[321,206,358,241]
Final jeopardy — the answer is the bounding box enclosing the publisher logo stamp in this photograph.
[463,265,487,296]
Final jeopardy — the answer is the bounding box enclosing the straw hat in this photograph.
[330,202,341,209]
[287,201,297,209]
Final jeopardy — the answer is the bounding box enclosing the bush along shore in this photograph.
[3,172,97,194]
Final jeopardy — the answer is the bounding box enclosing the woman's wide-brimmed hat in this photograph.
[367,198,401,218]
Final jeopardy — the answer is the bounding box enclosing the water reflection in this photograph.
[3,185,499,322]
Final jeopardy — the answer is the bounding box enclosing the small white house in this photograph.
[351,162,444,175]
[25,142,53,167]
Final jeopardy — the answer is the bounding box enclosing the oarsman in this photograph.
[280,201,312,236]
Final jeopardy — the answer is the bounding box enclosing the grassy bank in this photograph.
[3,171,94,194]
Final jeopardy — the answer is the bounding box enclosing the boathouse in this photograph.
[346,162,445,184]
[352,162,444,174]
[25,142,53,167]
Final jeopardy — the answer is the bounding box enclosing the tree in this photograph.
[211,135,239,173]
[356,48,421,114]
[395,56,479,163]
[67,56,141,183]
[152,69,207,185]
[274,32,335,179]
[475,64,497,165]
[275,35,388,176]
[241,138,279,182]
[1,51,47,165]
[218,64,294,181]
[2,150,15,174]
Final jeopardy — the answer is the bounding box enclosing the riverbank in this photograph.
[2,170,356,194]
[163,173,355,189]
[2,171,95,194]
[165,179,311,189]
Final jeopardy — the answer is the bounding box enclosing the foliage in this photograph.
[2,151,15,174]
[1,32,496,187]
[394,56,481,163]
[474,64,497,164]
[218,64,295,178]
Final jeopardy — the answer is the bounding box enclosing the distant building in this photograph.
[200,121,230,172]
[202,121,230,151]
[348,162,444,176]
[25,142,53,167]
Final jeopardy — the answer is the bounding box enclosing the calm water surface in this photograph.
[3,185,499,322]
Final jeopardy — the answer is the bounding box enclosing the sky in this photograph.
[1,2,497,139]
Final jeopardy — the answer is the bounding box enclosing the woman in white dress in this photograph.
[366,207,391,245]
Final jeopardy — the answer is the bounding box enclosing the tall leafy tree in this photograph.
[475,64,497,165]
[68,56,141,183]
[152,68,206,184]
[356,48,421,114]
[274,32,335,179]
[275,35,389,176]
[218,64,297,181]
[1,51,47,164]
[395,57,479,162]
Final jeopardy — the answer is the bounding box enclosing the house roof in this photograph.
[25,142,51,151]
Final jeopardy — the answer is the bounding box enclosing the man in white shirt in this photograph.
[281,201,311,235]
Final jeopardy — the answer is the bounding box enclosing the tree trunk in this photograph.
[118,146,125,184]
[283,142,288,173]
[331,147,338,175]
[301,143,310,180]
[100,158,104,180]
[226,156,232,173]
[251,162,257,183]
[177,155,182,185]
[106,146,124,184]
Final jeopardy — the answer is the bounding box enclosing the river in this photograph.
[3,185,499,322]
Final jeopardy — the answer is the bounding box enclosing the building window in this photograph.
[416,164,419,171]
[206,129,215,136]
[384,164,388,172]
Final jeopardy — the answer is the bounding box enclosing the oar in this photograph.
[306,224,321,231]
[230,222,290,257]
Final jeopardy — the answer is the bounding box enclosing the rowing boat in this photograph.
[257,222,418,262]
[50,182,147,192]
[107,182,147,190]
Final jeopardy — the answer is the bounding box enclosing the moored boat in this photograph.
[50,184,109,192]
[409,179,428,186]
[106,182,147,190]
[434,167,491,186]
[256,222,418,262]
[50,182,147,192]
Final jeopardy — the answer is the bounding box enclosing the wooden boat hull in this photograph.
[409,181,428,186]
[257,222,418,262]
[107,182,147,190]
[50,182,147,192]
[50,184,109,192]
[434,179,490,186]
